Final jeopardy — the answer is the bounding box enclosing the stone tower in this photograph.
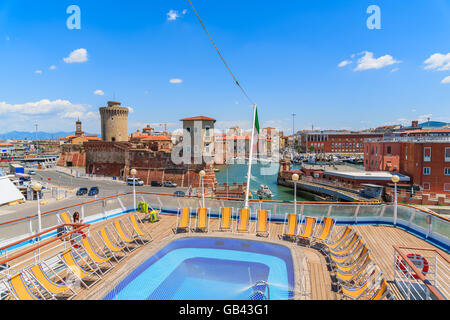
[99,101,129,142]
[75,118,84,137]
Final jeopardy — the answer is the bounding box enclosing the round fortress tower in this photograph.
[99,101,129,142]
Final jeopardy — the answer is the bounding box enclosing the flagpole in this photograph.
[244,104,257,209]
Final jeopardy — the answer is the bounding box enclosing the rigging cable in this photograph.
[186,0,255,105]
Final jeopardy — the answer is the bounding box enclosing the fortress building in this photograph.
[100,101,129,142]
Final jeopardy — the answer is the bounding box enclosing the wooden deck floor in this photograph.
[2,212,447,300]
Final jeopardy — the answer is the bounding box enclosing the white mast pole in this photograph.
[244,104,257,209]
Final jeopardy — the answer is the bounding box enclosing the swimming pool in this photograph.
[104,237,295,300]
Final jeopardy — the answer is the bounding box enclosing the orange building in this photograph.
[299,131,383,153]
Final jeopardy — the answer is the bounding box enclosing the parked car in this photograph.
[151,181,162,187]
[76,187,88,196]
[28,170,36,175]
[88,187,99,196]
[164,181,177,188]
[127,177,144,186]
[173,191,185,197]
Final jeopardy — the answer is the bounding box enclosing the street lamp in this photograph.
[131,169,137,210]
[292,173,299,215]
[199,170,206,208]
[32,182,43,243]
[392,174,400,226]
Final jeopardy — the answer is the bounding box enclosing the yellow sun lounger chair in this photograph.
[3,273,45,300]
[112,220,140,252]
[27,262,76,300]
[328,233,361,256]
[174,208,191,234]
[324,226,354,249]
[236,208,250,233]
[194,208,210,233]
[336,254,374,284]
[128,213,153,244]
[59,249,101,289]
[58,211,72,225]
[297,217,317,244]
[255,210,270,237]
[340,270,383,300]
[335,246,370,273]
[281,213,299,241]
[80,237,114,275]
[219,207,233,232]
[330,238,364,265]
[97,228,127,262]
[314,217,335,243]
[366,279,393,300]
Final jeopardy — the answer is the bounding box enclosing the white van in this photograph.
[127,177,144,186]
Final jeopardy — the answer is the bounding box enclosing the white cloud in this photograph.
[35,70,43,75]
[63,48,88,63]
[49,65,57,70]
[417,114,433,123]
[0,99,89,116]
[169,78,183,84]
[127,107,134,113]
[354,51,401,71]
[441,76,450,84]
[167,10,180,21]
[182,9,188,15]
[338,60,352,68]
[94,89,105,96]
[390,67,399,73]
[411,109,417,113]
[424,53,450,71]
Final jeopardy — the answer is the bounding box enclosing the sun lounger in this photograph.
[58,212,72,225]
[328,233,361,257]
[80,237,114,275]
[3,273,45,300]
[366,279,393,300]
[336,254,374,284]
[236,208,250,233]
[58,249,101,289]
[340,270,383,300]
[281,213,298,241]
[334,246,370,273]
[97,227,127,262]
[174,208,191,234]
[313,217,335,243]
[329,239,364,265]
[255,210,270,237]
[128,213,153,244]
[297,217,317,245]
[194,208,210,232]
[112,220,140,252]
[219,207,233,232]
[324,226,354,250]
[26,262,76,300]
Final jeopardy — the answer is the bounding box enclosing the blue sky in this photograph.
[0,0,449,134]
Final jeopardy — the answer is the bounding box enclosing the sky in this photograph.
[0,0,449,135]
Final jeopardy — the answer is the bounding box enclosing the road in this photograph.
[0,169,190,224]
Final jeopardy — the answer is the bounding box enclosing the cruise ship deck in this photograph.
[0,192,448,301]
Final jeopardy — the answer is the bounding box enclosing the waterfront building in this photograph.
[364,136,450,196]
[99,101,129,142]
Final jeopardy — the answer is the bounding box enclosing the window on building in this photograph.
[205,126,210,137]
[446,147,450,162]
[423,167,431,175]
[424,147,431,162]
[405,146,408,160]
[387,146,392,155]
[445,168,450,176]
[423,182,430,191]
[445,183,450,191]
[186,127,191,133]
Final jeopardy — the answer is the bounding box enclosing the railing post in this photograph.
[354,205,361,223]
[81,205,85,222]
[327,204,332,217]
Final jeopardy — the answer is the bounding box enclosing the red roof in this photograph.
[0,143,13,147]
[180,116,216,122]
[142,136,172,141]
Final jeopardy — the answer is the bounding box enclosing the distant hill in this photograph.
[0,131,99,140]
[419,121,449,128]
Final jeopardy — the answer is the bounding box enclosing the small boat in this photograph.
[256,184,274,199]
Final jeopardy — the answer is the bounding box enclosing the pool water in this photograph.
[104,237,295,300]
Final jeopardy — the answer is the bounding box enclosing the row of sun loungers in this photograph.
[1,212,152,300]
[173,207,271,237]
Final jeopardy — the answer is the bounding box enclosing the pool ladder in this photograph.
[249,280,270,300]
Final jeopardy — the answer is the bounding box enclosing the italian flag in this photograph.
[253,106,260,153]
